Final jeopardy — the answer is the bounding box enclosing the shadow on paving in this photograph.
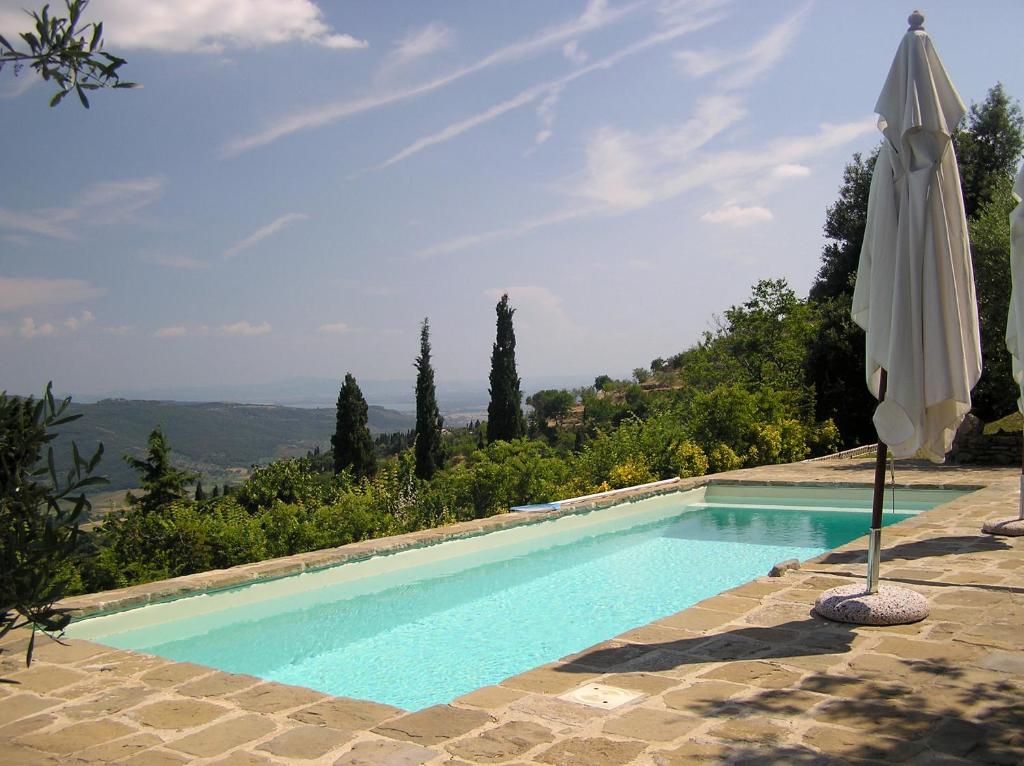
[818,535,1011,565]
[685,660,1024,764]
[557,617,858,673]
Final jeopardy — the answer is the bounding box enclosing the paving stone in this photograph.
[79,652,167,677]
[207,753,281,766]
[978,649,1024,675]
[71,732,163,763]
[601,672,678,695]
[655,608,735,632]
[455,684,527,709]
[0,713,57,739]
[507,694,610,728]
[257,724,353,759]
[0,743,61,766]
[874,637,981,663]
[332,738,438,766]
[502,665,598,693]
[177,671,261,697]
[29,638,109,665]
[228,682,328,713]
[445,720,554,763]
[167,714,277,757]
[661,680,749,715]
[138,662,212,688]
[0,693,60,726]
[650,741,731,765]
[698,660,802,689]
[707,716,788,744]
[803,723,925,762]
[119,749,191,766]
[6,664,87,693]
[62,684,156,718]
[536,736,645,766]
[602,707,700,741]
[17,719,137,753]
[373,704,492,746]
[131,698,231,729]
[289,697,403,730]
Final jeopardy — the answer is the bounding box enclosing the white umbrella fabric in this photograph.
[816,11,980,623]
[984,162,1024,534]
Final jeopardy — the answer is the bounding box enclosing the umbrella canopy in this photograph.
[851,12,981,462]
[1005,162,1024,412]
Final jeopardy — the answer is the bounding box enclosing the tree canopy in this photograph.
[124,427,194,514]
[332,373,376,479]
[487,294,526,442]
[414,319,445,480]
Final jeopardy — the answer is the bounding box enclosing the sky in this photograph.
[2,0,1023,403]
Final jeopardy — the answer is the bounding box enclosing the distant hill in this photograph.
[52,399,414,494]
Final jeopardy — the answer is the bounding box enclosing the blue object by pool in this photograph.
[510,502,561,512]
[68,484,966,711]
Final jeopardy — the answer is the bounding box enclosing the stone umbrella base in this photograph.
[981,517,1024,536]
[813,583,929,626]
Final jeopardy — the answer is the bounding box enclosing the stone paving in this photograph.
[1,459,1022,765]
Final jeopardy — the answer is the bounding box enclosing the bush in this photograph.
[671,441,708,478]
[708,443,743,473]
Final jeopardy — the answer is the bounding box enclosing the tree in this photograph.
[332,373,376,479]
[968,177,1018,419]
[124,427,194,514]
[1,383,105,665]
[809,149,878,302]
[486,294,526,442]
[954,84,1024,220]
[194,479,205,502]
[526,388,574,439]
[0,0,135,108]
[414,318,445,480]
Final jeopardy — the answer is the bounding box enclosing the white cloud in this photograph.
[482,286,579,336]
[563,40,588,65]
[0,277,105,312]
[700,204,774,226]
[103,325,135,336]
[222,213,308,259]
[318,322,351,334]
[68,0,367,53]
[674,1,811,90]
[154,326,188,338]
[376,9,726,170]
[219,321,271,336]
[64,310,96,331]
[418,115,875,257]
[19,317,58,339]
[0,177,164,241]
[773,163,812,178]
[222,0,642,155]
[386,22,454,70]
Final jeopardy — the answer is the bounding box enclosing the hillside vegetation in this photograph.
[51,400,414,492]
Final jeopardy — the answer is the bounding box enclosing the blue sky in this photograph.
[2,0,1023,401]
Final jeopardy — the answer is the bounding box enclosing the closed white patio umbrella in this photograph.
[983,161,1024,536]
[815,10,981,625]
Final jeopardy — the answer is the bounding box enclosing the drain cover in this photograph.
[559,683,644,709]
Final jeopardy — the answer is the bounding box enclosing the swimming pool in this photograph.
[67,483,966,710]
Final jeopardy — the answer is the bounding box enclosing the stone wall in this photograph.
[951,415,1023,465]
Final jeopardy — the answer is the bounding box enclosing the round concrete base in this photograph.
[981,517,1024,536]
[813,583,929,626]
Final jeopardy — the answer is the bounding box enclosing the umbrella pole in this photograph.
[867,369,888,594]
[1019,439,1023,520]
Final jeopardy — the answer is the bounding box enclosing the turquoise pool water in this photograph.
[68,486,963,710]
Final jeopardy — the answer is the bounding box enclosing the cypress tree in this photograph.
[211,485,220,498]
[124,427,194,513]
[332,372,376,479]
[486,294,526,443]
[194,479,205,501]
[414,318,445,480]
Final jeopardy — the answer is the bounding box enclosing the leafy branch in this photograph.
[0,0,136,108]
[1,383,106,666]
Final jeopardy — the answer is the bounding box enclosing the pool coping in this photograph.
[59,474,987,621]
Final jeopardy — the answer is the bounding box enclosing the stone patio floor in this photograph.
[1,459,1022,765]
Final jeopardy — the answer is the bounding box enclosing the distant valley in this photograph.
[53,399,415,494]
